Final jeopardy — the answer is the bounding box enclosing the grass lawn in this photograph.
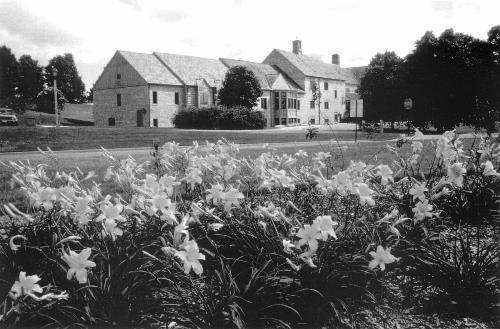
[0,125,400,152]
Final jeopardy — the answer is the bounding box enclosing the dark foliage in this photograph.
[46,53,86,103]
[217,66,262,109]
[173,106,266,130]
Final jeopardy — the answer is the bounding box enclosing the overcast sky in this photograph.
[1,0,498,90]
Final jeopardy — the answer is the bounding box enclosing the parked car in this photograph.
[0,108,19,126]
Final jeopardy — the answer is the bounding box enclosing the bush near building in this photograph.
[172,106,266,130]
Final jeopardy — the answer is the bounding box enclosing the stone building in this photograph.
[93,40,365,128]
[263,40,365,125]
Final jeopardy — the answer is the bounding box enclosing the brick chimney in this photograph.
[332,53,340,65]
[292,40,302,55]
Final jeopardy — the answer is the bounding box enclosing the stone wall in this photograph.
[149,85,184,127]
[94,86,149,127]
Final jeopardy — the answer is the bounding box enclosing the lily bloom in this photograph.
[175,239,205,275]
[61,248,96,284]
[369,246,397,271]
[296,224,321,251]
[10,272,43,299]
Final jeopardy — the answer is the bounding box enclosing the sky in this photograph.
[0,0,498,90]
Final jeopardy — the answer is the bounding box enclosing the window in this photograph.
[153,118,158,127]
[200,92,208,105]
[274,118,279,126]
[310,101,315,109]
[334,90,338,98]
[274,92,280,110]
[346,100,351,113]
[324,82,328,90]
[117,73,121,80]
[152,91,158,104]
[280,92,287,109]
[297,100,300,110]
[108,118,115,126]
[261,98,267,109]
[310,118,315,124]
[324,118,330,124]
[281,118,287,125]
[324,101,329,109]
[117,94,121,106]
[175,92,179,105]
[293,99,297,109]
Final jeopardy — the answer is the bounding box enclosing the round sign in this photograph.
[404,98,413,110]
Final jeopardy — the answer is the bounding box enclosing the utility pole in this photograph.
[53,67,59,127]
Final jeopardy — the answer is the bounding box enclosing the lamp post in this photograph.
[53,67,59,127]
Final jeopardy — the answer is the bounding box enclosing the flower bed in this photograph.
[0,130,498,328]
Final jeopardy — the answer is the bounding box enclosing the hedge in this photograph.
[172,106,266,130]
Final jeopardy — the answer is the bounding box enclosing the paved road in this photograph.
[0,132,486,163]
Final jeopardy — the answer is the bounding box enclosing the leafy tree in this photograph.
[311,80,322,123]
[218,65,262,108]
[0,45,19,108]
[18,55,45,105]
[35,87,66,115]
[358,51,405,125]
[45,53,86,103]
[86,88,94,103]
[403,28,500,132]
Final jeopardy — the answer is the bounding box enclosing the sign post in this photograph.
[350,99,363,142]
[403,98,413,133]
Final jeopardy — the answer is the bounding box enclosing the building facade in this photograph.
[93,40,365,128]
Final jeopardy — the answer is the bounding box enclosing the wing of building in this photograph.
[93,40,366,128]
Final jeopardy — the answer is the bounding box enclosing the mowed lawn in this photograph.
[0,125,400,152]
[0,137,453,211]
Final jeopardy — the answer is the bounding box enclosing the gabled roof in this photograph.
[271,49,346,81]
[118,51,182,85]
[219,58,303,92]
[342,66,367,85]
[153,52,228,87]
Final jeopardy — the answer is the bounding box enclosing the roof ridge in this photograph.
[152,52,186,85]
[153,51,219,61]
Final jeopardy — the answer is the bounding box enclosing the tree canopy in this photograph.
[46,53,86,103]
[358,51,405,123]
[0,45,19,108]
[18,55,45,105]
[359,26,500,133]
[217,66,262,108]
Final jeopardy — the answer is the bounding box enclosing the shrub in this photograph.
[0,130,498,328]
[172,106,266,130]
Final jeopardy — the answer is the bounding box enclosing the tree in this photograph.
[311,79,323,124]
[0,45,19,108]
[358,51,405,125]
[45,53,86,103]
[18,55,45,105]
[35,87,66,115]
[404,28,499,132]
[86,88,94,103]
[218,66,262,108]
